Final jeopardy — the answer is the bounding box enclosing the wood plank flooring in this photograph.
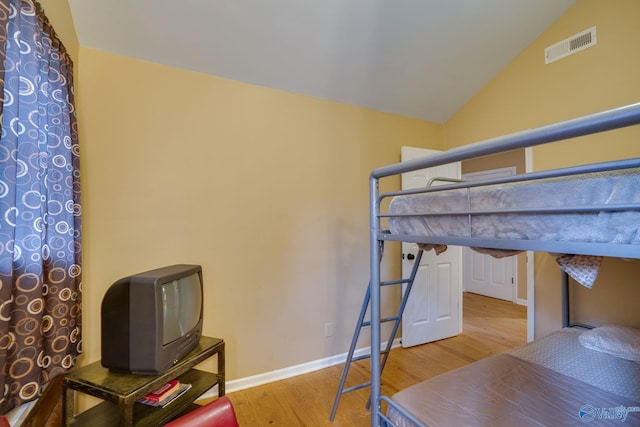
[209,292,526,426]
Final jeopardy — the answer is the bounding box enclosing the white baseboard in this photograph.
[516,297,527,306]
[198,338,402,400]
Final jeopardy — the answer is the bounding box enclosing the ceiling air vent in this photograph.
[545,26,597,64]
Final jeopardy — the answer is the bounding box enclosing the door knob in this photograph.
[407,253,415,260]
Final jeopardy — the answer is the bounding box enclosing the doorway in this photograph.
[462,167,517,302]
[400,147,530,348]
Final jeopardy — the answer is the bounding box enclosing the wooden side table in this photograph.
[63,336,224,427]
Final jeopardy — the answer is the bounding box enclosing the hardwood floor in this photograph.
[215,292,527,426]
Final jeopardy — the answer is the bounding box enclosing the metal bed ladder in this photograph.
[329,245,424,421]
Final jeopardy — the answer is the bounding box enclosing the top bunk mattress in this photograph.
[388,167,640,249]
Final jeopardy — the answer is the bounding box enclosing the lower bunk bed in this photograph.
[366,103,640,427]
[384,327,640,426]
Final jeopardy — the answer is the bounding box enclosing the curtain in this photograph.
[0,0,81,414]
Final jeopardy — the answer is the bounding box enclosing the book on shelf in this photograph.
[137,381,192,408]
[143,379,180,402]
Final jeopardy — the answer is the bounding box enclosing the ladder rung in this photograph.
[341,381,371,394]
[361,316,399,327]
[381,279,412,286]
[351,348,391,363]
[352,353,370,362]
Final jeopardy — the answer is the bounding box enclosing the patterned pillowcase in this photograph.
[579,325,640,363]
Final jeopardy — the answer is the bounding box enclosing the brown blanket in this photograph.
[388,354,640,426]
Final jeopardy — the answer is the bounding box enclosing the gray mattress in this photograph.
[508,328,640,402]
[388,168,640,246]
[387,329,640,427]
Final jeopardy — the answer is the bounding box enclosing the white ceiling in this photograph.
[68,0,575,123]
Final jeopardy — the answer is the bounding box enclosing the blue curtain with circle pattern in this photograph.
[0,0,81,414]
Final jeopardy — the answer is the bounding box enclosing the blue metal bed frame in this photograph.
[367,102,640,427]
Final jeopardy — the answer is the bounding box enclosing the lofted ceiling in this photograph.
[68,0,575,123]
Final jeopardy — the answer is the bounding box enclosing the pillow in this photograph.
[579,325,640,363]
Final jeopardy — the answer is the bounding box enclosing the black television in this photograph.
[101,264,204,375]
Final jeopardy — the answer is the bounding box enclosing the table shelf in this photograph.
[64,336,224,427]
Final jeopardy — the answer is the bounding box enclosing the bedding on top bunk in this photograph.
[388,168,640,287]
[387,328,640,427]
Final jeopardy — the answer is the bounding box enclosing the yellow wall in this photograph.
[75,47,443,381]
[32,0,640,394]
[445,0,640,337]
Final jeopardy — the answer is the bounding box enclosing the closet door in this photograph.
[462,168,516,302]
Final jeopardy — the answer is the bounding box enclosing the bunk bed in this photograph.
[367,103,640,427]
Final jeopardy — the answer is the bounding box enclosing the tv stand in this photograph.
[63,336,224,427]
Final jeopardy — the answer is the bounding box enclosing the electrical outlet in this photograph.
[324,322,334,337]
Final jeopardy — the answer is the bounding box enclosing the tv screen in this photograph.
[162,272,202,345]
[101,264,204,375]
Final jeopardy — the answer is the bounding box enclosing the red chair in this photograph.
[164,396,239,427]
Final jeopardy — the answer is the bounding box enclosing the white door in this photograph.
[400,146,462,348]
[462,168,516,302]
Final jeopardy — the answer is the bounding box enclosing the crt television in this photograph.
[101,264,204,374]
